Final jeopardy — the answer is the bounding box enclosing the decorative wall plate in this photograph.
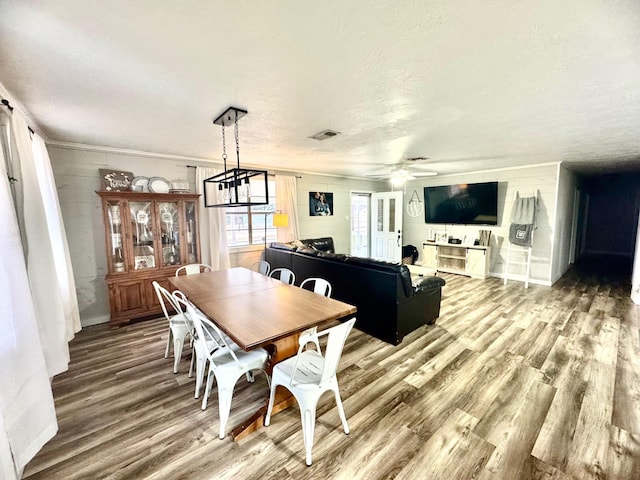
[131,176,149,192]
[406,190,424,217]
[148,177,171,194]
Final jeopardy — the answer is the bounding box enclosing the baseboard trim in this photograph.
[489,272,552,287]
[81,314,110,327]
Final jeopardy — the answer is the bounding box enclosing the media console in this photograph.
[422,242,491,279]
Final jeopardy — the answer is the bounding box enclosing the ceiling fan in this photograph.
[365,157,438,185]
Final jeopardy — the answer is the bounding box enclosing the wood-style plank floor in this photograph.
[24,259,640,479]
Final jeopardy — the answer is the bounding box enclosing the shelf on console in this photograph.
[422,242,490,279]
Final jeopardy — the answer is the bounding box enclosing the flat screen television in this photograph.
[424,181,498,225]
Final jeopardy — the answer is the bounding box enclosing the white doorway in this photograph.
[371,191,403,262]
[350,192,370,257]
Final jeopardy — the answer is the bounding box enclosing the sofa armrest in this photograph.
[269,242,297,252]
[414,276,446,293]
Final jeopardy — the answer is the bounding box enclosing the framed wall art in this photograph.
[99,169,134,192]
[309,191,333,216]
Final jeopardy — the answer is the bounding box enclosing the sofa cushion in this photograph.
[301,237,335,253]
[316,251,348,262]
[296,246,319,256]
[270,242,297,252]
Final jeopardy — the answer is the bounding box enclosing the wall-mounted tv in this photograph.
[424,181,498,225]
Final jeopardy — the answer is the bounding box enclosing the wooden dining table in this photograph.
[168,267,357,440]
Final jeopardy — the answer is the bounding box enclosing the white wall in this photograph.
[551,164,579,282]
[49,144,382,326]
[403,163,560,286]
[296,174,382,252]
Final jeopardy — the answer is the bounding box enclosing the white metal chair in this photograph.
[299,277,332,298]
[152,281,192,373]
[183,301,269,439]
[175,263,213,276]
[265,317,356,466]
[251,260,271,276]
[270,267,296,285]
[172,291,244,399]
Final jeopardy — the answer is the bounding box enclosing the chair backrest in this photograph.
[270,268,295,285]
[299,277,332,298]
[173,293,241,368]
[292,318,356,385]
[152,281,182,321]
[251,260,271,276]
[175,263,213,276]
[317,318,355,383]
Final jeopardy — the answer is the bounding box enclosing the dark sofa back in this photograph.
[265,236,446,344]
[266,247,419,343]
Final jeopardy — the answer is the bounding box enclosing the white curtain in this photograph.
[275,175,299,242]
[195,167,230,270]
[0,110,58,480]
[32,135,81,340]
[11,114,80,377]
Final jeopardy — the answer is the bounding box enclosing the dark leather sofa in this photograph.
[265,238,446,345]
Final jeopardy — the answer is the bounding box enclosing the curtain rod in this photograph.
[1,98,13,112]
[186,164,301,178]
[2,98,34,134]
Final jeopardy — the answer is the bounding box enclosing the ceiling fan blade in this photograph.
[364,167,392,175]
[407,163,438,171]
[412,171,438,177]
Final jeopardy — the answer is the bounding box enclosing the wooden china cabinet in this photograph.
[97,191,201,325]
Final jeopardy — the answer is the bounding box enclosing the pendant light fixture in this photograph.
[203,106,269,208]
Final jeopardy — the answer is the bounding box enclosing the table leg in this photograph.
[231,334,300,441]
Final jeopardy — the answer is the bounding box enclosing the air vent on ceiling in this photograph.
[309,129,341,140]
[407,157,430,162]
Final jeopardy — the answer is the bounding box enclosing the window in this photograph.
[225,176,277,247]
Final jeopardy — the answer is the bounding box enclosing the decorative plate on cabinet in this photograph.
[148,177,171,194]
[131,176,149,192]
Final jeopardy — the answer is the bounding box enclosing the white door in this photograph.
[350,192,370,257]
[371,191,403,262]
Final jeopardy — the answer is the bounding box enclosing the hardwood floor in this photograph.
[24,263,640,479]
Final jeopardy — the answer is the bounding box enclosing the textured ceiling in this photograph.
[1,1,640,178]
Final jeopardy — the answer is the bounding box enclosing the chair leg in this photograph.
[188,351,195,378]
[216,375,237,439]
[173,336,184,374]
[264,382,279,427]
[201,369,215,410]
[165,329,172,358]
[300,407,317,466]
[194,357,206,398]
[333,387,350,434]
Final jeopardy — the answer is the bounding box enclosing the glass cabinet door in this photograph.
[185,201,198,264]
[107,200,125,272]
[158,201,181,267]
[129,201,155,270]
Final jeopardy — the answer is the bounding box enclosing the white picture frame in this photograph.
[436,232,449,244]
[463,235,475,246]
